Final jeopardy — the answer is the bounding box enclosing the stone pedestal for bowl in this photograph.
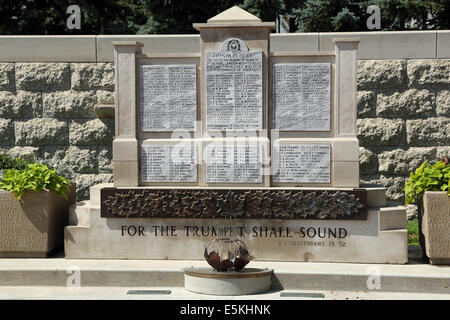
[184,267,273,295]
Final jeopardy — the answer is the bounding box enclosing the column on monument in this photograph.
[201,36,270,187]
[269,39,360,188]
[137,56,200,186]
[112,41,143,187]
[195,17,274,186]
[333,38,360,187]
[270,55,334,187]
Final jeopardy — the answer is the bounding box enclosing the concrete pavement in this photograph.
[0,247,448,300]
[0,286,449,300]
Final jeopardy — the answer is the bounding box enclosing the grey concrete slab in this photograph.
[0,32,442,62]
[319,31,437,59]
[0,36,96,62]
[437,31,450,58]
[270,33,319,53]
[97,35,200,61]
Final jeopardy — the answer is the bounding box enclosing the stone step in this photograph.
[0,253,448,294]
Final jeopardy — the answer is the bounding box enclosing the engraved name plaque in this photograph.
[206,143,263,183]
[140,64,196,131]
[206,38,263,131]
[141,144,197,182]
[273,63,330,131]
[273,144,331,183]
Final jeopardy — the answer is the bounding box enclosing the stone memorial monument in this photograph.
[65,7,408,264]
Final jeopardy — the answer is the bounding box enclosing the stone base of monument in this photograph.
[64,183,408,264]
[184,267,273,295]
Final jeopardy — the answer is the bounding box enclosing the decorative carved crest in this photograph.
[220,38,248,52]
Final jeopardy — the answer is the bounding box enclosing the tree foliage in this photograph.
[137,0,241,34]
[0,0,146,35]
[239,0,286,22]
[292,0,450,32]
[0,0,448,34]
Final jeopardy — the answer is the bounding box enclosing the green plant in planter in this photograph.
[404,159,450,206]
[0,163,71,200]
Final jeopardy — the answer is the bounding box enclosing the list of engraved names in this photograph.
[273,144,330,183]
[206,50,263,130]
[141,144,197,182]
[206,144,263,183]
[273,63,330,131]
[140,64,196,131]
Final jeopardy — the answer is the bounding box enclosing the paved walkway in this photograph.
[0,286,449,300]
[0,247,448,300]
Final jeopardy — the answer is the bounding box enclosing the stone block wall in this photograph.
[357,59,450,217]
[0,62,115,200]
[0,43,449,215]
